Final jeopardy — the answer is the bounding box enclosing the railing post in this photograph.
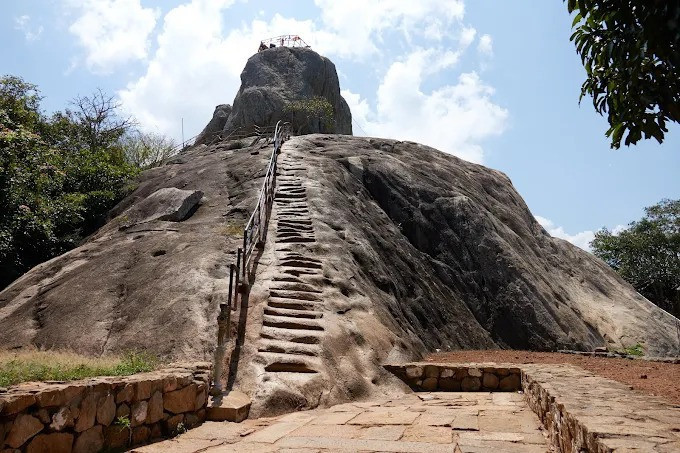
[235,248,242,301]
[211,264,234,395]
[242,231,248,281]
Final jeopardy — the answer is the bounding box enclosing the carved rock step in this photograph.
[272,276,305,284]
[277,193,306,199]
[278,218,313,224]
[264,305,323,319]
[271,283,322,293]
[260,326,322,344]
[276,225,314,234]
[278,222,313,228]
[278,237,316,244]
[274,198,307,204]
[277,212,310,218]
[270,289,321,301]
[277,234,316,243]
[279,259,322,269]
[278,220,313,226]
[268,297,320,311]
[277,186,305,191]
[281,268,322,277]
[278,209,310,214]
[258,339,320,357]
[278,232,314,239]
[276,180,304,185]
[263,359,318,374]
[262,314,324,331]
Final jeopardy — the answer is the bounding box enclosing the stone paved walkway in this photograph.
[134,392,550,452]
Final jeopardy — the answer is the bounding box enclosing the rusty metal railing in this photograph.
[211,120,290,393]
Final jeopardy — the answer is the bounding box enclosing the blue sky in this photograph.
[2,0,679,250]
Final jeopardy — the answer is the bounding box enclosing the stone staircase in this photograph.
[255,152,326,375]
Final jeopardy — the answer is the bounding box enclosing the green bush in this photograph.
[0,76,140,289]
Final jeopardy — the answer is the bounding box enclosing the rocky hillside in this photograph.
[1,47,677,417]
[233,134,679,415]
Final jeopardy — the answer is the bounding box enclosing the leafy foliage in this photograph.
[0,75,141,289]
[566,0,680,148]
[121,130,178,168]
[591,199,680,317]
[284,96,334,134]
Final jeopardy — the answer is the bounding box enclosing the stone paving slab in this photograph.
[133,392,550,452]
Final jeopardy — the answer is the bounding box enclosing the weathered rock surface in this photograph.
[119,187,204,228]
[0,141,269,358]
[220,47,352,137]
[194,104,231,146]
[231,135,679,416]
[0,130,677,415]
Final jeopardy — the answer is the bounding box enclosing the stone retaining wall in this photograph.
[383,363,522,392]
[0,362,211,453]
[386,362,680,452]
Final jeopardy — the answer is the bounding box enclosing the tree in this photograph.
[591,199,680,317]
[566,0,680,148]
[67,88,135,155]
[0,76,138,289]
[121,130,178,168]
[284,96,334,134]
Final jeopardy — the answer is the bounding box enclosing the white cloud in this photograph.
[536,216,594,251]
[478,34,493,56]
[313,0,465,58]
[344,49,507,163]
[117,0,504,163]
[14,15,43,42]
[118,2,323,138]
[66,0,159,73]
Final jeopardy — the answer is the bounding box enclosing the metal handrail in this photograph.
[211,120,290,394]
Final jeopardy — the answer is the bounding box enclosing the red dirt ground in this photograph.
[425,350,680,406]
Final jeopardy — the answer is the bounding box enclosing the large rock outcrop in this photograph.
[219,47,352,137]
[0,132,677,414]
[233,135,679,416]
[194,104,231,145]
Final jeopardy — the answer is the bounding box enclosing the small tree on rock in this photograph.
[284,96,334,134]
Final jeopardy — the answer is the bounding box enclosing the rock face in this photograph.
[0,121,678,414]
[218,47,352,137]
[0,141,270,357]
[194,104,231,146]
[230,135,679,416]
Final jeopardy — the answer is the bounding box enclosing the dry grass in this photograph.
[219,222,244,237]
[0,349,159,387]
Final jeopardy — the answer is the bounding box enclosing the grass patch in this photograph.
[219,222,244,237]
[0,350,159,387]
[623,343,645,357]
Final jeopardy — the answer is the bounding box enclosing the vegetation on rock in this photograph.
[566,0,680,148]
[591,199,680,318]
[284,96,335,135]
